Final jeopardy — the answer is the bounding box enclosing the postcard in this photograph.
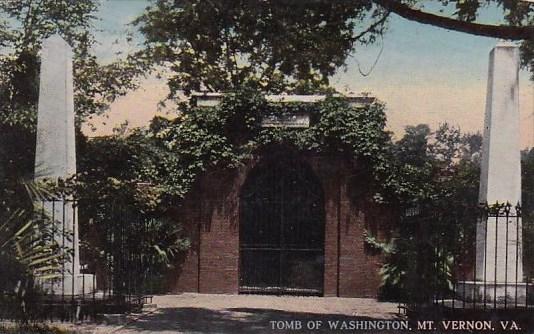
[0,1,533,333]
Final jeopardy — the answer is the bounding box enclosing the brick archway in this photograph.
[173,153,385,297]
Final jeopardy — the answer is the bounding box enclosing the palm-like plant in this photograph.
[0,179,63,321]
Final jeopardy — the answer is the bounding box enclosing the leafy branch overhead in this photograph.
[375,0,534,40]
[134,0,388,95]
[135,0,534,98]
[1,0,532,125]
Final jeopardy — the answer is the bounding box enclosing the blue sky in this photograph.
[86,0,534,148]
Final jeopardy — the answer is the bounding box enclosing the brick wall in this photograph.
[171,153,392,297]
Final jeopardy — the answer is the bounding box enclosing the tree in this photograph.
[374,0,533,40]
[388,123,481,206]
[0,0,143,180]
[374,0,534,80]
[380,123,482,302]
[521,148,534,277]
[134,0,388,95]
[0,0,141,125]
[134,0,534,96]
[75,128,191,292]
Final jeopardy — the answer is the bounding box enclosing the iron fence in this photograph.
[0,198,154,322]
[403,203,534,312]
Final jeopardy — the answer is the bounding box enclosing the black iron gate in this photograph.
[239,157,325,296]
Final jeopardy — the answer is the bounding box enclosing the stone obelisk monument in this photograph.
[35,34,92,294]
[476,42,523,285]
[458,42,526,304]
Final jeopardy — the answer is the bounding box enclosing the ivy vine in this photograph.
[140,89,396,203]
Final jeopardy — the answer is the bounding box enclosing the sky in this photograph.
[83,0,534,148]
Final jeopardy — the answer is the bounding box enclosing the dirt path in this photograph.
[111,293,404,334]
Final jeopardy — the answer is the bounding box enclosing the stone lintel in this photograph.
[191,92,375,108]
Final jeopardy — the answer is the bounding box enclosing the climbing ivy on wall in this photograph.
[135,89,396,204]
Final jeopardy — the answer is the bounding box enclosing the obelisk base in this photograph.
[456,281,532,305]
[42,274,96,295]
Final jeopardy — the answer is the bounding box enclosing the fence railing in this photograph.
[0,198,155,322]
[405,203,534,311]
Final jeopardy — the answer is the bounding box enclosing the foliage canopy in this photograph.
[134,0,534,98]
[134,0,387,95]
[0,0,141,127]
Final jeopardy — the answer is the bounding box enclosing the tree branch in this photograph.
[352,11,390,43]
[374,0,534,40]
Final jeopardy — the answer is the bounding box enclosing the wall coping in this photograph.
[190,92,375,108]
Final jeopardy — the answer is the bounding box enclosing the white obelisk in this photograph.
[35,34,92,294]
[458,42,526,304]
[476,42,523,285]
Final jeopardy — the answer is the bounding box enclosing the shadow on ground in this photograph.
[119,307,405,333]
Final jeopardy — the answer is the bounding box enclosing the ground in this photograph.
[74,293,403,334]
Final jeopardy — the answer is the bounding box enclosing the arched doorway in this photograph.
[239,156,325,295]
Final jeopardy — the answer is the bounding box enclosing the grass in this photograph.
[0,323,76,334]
